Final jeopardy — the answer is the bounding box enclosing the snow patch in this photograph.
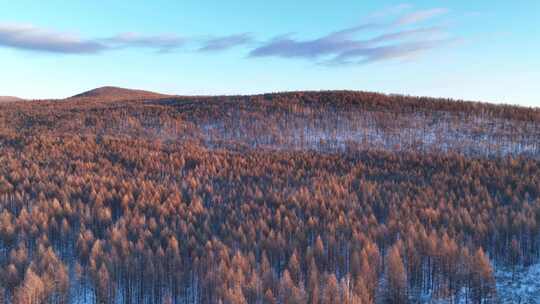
[496,263,540,303]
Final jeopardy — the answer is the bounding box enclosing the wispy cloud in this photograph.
[0,23,251,55]
[366,26,444,44]
[249,24,382,59]
[105,32,186,53]
[331,39,452,65]
[249,34,359,59]
[0,23,106,54]
[0,24,187,54]
[198,33,253,52]
[249,7,452,65]
[394,8,449,26]
[249,26,450,65]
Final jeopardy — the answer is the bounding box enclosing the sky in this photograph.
[0,1,539,107]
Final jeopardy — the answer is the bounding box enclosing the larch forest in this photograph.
[0,88,539,304]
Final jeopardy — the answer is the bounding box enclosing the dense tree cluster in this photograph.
[0,91,539,303]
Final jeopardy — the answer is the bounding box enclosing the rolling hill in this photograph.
[69,86,171,101]
[0,96,25,103]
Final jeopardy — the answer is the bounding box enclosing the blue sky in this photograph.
[0,1,538,106]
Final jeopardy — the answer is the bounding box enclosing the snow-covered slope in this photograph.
[496,264,540,303]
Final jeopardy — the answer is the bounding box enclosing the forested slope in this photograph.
[0,91,539,303]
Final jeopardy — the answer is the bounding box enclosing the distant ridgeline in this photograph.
[0,90,539,303]
[4,90,539,157]
[157,92,540,157]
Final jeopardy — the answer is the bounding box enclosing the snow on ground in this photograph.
[195,108,540,157]
[496,263,540,303]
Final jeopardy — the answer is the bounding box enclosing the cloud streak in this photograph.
[395,8,449,26]
[0,23,253,55]
[198,33,253,52]
[332,39,451,65]
[0,23,106,54]
[105,32,186,52]
[0,24,212,54]
[249,7,452,65]
[250,27,450,65]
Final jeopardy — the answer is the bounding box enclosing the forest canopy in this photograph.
[0,90,539,303]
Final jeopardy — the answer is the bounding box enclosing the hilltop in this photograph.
[0,96,25,103]
[69,86,171,101]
